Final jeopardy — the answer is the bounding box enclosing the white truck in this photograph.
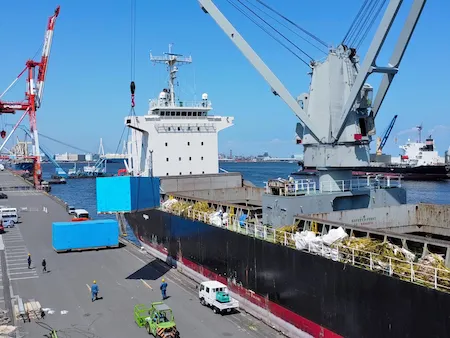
[198,280,239,315]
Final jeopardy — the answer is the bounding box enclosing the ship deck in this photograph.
[0,171,283,338]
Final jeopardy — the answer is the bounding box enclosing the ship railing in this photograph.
[265,176,402,196]
[173,208,450,293]
[149,99,212,109]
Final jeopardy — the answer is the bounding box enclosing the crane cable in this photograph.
[343,0,387,49]
[355,0,387,50]
[255,0,329,49]
[241,0,327,55]
[130,0,136,116]
[226,0,311,67]
[348,0,381,47]
[342,0,370,45]
[235,0,314,61]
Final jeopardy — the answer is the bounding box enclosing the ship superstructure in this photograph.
[125,45,233,177]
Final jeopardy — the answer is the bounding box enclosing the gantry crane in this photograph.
[198,0,425,191]
[0,6,60,188]
[376,115,398,155]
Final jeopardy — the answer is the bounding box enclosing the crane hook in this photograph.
[130,81,136,108]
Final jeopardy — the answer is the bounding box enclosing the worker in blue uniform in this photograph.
[160,278,168,300]
[91,280,99,302]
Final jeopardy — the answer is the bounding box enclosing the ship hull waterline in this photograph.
[125,208,450,338]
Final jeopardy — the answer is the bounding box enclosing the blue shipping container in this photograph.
[96,176,160,213]
[52,219,119,252]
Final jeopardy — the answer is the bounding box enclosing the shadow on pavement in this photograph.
[126,260,170,281]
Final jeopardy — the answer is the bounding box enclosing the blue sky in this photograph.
[0,0,449,157]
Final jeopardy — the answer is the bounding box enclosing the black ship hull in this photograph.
[292,164,450,181]
[125,208,450,338]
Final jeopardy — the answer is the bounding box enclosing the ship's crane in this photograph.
[198,0,426,191]
[376,114,398,155]
[0,6,60,188]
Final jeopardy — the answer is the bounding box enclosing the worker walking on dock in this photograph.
[27,253,31,269]
[91,280,99,302]
[160,278,168,300]
[42,259,47,273]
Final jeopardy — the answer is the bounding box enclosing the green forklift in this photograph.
[134,301,180,337]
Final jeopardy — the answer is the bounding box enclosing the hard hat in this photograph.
[28,253,31,256]
[162,278,165,282]
[93,280,96,284]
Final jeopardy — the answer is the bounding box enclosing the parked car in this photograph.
[66,205,76,215]
[3,219,14,228]
[0,193,7,199]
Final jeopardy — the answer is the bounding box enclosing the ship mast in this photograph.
[150,44,192,106]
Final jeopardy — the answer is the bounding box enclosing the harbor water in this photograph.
[42,161,450,243]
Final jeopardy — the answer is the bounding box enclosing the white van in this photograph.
[73,209,89,219]
[0,207,18,224]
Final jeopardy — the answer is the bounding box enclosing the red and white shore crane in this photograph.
[0,6,60,188]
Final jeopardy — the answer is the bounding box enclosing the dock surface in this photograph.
[0,171,283,337]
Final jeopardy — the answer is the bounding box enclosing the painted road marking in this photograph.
[86,284,91,292]
[9,275,39,281]
[140,279,153,290]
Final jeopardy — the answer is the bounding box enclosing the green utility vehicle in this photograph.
[134,302,180,337]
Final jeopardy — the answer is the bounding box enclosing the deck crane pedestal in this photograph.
[198,0,425,192]
[0,6,60,188]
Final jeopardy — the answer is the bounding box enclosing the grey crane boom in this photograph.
[371,0,426,118]
[198,0,323,142]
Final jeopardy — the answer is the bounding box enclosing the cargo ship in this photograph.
[292,133,450,181]
[96,1,450,337]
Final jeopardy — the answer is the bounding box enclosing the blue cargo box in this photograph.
[52,219,119,253]
[96,176,160,213]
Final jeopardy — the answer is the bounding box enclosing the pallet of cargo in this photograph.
[54,244,120,253]
[14,298,43,322]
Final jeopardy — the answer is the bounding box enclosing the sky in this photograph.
[0,0,449,157]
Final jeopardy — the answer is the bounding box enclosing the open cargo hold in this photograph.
[52,219,119,253]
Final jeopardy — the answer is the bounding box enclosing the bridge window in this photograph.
[171,111,175,116]
[188,127,191,131]
[182,112,187,116]
[165,142,168,147]
[201,141,204,146]
[166,158,169,162]
[190,171,192,174]
[201,156,204,160]
[179,172,182,175]
[179,157,181,161]
[160,112,164,116]
[193,112,197,117]
[197,127,200,131]
[187,141,190,146]
[178,127,181,131]
[188,112,192,117]
[176,111,181,116]
[189,157,192,161]
[202,171,205,174]
[166,173,169,176]
[168,127,171,131]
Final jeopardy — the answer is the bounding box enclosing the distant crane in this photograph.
[376,115,398,155]
[0,6,61,188]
